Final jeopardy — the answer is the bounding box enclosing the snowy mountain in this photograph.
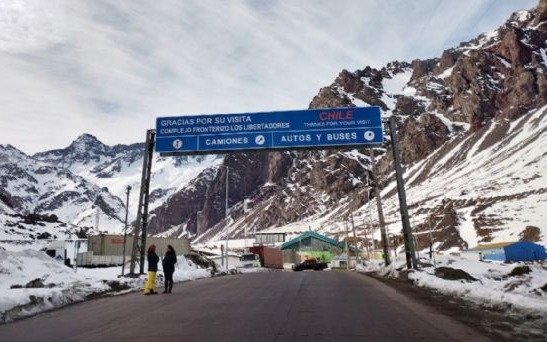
[0,144,124,229]
[29,134,222,233]
[33,134,142,176]
[1,132,223,238]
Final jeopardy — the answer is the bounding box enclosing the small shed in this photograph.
[472,241,546,262]
[330,254,346,269]
[330,253,357,269]
[210,254,241,269]
[44,239,88,266]
[44,240,66,262]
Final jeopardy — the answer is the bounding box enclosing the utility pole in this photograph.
[365,173,377,258]
[244,199,249,249]
[390,218,398,258]
[196,211,201,236]
[225,166,229,271]
[220,244,224,267]
[369,148,391,266]
[121,185,131,276]
[411,215,420,260]
[362,178,371,260]
[344,221,350,270]
[428,212,437,267]
[94,208,100,232]
[388,116,417,270]
[350,213,358,263]
[362,222,371,260]
[73,240,80,273]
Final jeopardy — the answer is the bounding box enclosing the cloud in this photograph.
[0,0,537,153]
[0,0,66,53]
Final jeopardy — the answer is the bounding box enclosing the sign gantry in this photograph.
[155,107,383,154]
[129,107,419,275]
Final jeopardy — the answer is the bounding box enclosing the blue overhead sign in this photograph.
[155,107,383,154]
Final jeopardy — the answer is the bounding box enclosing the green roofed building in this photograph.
[280,231,357,264]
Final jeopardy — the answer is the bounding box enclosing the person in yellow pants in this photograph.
[143,244,159,295]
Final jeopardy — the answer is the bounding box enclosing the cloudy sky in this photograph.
[0,0,537,154]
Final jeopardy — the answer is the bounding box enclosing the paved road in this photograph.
[0,271,488,341]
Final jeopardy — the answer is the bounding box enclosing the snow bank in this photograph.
[358,254,547,315]
[172,255,211,281]
[0,249,112,323]
[0,249,211,323]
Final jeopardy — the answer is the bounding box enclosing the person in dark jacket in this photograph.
[143,244,159,295]
[162,245,177,293]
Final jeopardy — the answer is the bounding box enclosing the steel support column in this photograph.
[129,129,156,275]
[388,116,417,269]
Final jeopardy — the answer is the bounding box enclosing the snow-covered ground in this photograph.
[0,229,273,324]
[0,247,211,323]
[357,253,547,315]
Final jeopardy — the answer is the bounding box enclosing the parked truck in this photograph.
[239,253,261,268]
[249,246,283,269]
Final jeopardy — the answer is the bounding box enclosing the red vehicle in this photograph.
[249,246,283,269]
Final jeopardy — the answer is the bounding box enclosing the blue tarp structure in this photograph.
[504,241,546,262]
[475,241,546,262]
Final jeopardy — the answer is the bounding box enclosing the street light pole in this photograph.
[244,199,248,249]
[196,211,201,236]
[350,213,358,264]
[121,185,131,276]
[365,173,372,259]
[344,220,350,270]
[428,212,437,268]
[225,166,229,271]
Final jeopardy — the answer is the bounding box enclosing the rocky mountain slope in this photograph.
[188,3,547,250]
